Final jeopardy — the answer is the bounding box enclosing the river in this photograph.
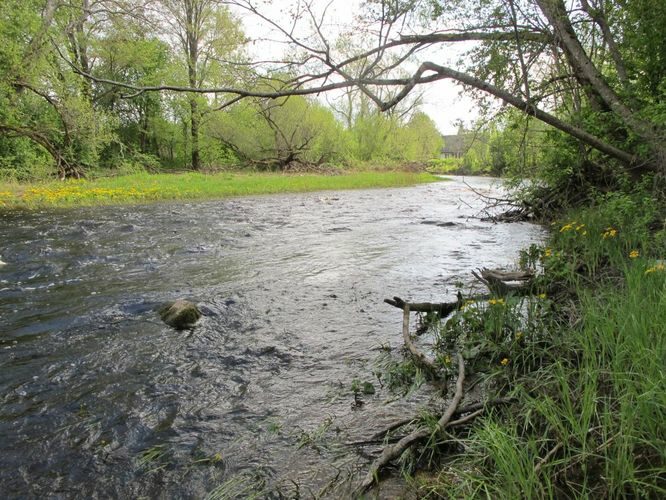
[0,176,543,498]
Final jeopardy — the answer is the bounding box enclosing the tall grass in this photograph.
[419,189,666,498]
[0,171,440,209]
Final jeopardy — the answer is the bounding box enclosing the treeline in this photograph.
[0,1,443,180]
[428,112,551,177]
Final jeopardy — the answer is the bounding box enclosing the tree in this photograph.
[156,0,246,170]
[76,0,663,181]
[205,94,345,169]
[0,0,115,178]
[94,18,171,160]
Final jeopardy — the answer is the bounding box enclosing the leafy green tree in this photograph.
[403,112,444,162]
[0,0,114,178]
[205,94,344,169]
[94,21,171,162]
[156,0,246,170]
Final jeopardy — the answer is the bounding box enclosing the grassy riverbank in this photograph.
[411,189,666,497]
[0,170,439,209]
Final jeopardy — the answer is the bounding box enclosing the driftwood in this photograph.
[385,269,535,318]
[357,268,539,492]
[472,267,535,295]
[401,304,440,374]
[358,355,466,493]
[384,294,464,317]
[366,398,517,443]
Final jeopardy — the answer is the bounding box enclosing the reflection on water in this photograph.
[0,177,544,497]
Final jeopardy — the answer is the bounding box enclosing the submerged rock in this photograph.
[421,220,458,228]
[159,299,201,330]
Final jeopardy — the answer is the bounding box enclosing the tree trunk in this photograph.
[536,0,666,172]
[382,62,641,169]
[190,97,201,170]
[0,124,83,179]
[186,3,201,170]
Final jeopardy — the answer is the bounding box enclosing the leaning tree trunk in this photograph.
[384,62,640,168]
[536,0,666,174]
[0,124,83,179]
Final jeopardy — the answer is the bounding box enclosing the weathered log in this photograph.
[384,295,465,316]
[385,268,536,315]
[482,269,534,281]
[472,267,535,296]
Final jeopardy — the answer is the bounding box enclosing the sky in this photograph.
[232,0,480,135]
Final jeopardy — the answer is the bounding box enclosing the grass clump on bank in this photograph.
[405,188,665,498]
[0,171,440,209]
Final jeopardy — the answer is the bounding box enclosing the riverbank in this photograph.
[0,170,440,209]
[402,189,666,497]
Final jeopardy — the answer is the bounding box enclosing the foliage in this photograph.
[426,157,463,174]
[402,185,666,497]
[0,0,445,180]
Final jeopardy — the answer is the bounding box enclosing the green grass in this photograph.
[408,189,666,498]
[0,170,440,209]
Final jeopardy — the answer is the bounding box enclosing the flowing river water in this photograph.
[0,176,544,498]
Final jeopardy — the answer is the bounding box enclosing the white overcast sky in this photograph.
[232,0,479,134]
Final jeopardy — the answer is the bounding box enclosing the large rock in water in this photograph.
[159,299,201,330]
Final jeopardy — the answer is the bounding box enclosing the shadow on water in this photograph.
[0,177,544,497]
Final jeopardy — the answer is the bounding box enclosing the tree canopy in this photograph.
[1,0,664,185]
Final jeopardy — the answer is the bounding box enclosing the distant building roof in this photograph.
[441,134,469,155]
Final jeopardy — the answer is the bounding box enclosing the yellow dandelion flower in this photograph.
[629,250,640,259]
[500,358,510,366]
[488,298,505,306]
[602,228,618,239]
[560,224,574,233]
[645,264,665,275]
[460,299,475,311]
[538,293,547,299]
[543,248,552,257]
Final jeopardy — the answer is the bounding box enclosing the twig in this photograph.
[357,355,466,493]
[367,398,517,442]
[534,442,563,474]
[369,417,419,441]
[401,304,440,374]
[447,408,484,427]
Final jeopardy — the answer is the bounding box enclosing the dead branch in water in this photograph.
[384,295,465,316]
[359,267,542,491]
[460,179,532,222]
[365,397,518,444]
[385,268,536,315]
[358,355,466,493]
[472,267,535,295]
[401,304,440,374]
